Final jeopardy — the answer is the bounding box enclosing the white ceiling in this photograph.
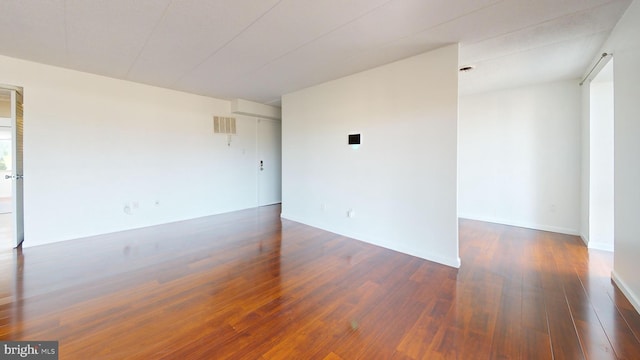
[0,0,631,105]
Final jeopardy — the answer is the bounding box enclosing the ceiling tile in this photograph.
[0,0,67,64]
[180,0,500,99]
[460,0,632,64]
[0,0,632,102]
[65,0,172,78]
[459,32,610,95]
[127,0,282,88]
[174,0,394,93]
[425,0,622,45]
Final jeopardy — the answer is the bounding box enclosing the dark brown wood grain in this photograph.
[1,206,639,359]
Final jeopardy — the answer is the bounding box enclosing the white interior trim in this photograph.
[612,271,640,315]
[458,214,580,236]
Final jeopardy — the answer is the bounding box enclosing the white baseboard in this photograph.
[458,213,579,236]
[587,241,614,252]
[612,271,640,315]
[577,235,613,252]
[421,254,461,268]
[580,235,589,247]
[281,214,461,269]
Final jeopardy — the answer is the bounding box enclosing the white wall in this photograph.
[282,45,460,268]
[458,81,582,235]
[0,55,273,247]
[598,0,640,313]
[580,85,591,246]
[588,67,614,251]
[580,83,590,243]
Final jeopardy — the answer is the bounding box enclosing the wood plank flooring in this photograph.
[1,205,639,359]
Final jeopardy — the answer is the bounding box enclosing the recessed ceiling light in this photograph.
[459,65,475,72]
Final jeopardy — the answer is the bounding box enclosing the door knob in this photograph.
[260,160,264,171]
[4,174,13,179]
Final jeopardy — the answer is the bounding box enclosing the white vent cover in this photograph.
[213,116,236,134]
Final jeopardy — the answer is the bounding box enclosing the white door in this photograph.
[257,118,282,206]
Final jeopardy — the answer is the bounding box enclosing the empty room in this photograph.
[1,0,640,359]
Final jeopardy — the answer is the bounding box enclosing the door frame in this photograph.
[1,84,24,248]
[256,118,282,207]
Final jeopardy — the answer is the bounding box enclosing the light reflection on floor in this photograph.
[0,212,14,308]
[0,212,14,251]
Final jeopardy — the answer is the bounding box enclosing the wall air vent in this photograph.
[213,116,237,134]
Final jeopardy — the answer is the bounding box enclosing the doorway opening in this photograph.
[0,126,13,214]
[0,124,12,250]
[0,85,24,251]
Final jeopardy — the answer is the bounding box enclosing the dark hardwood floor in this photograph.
[1,205,639,359]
